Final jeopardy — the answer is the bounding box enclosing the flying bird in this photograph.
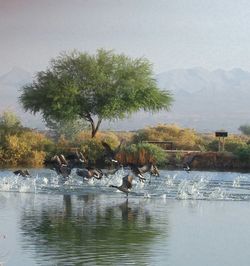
[182,153,197,173]
[109,174,133,196]
[49,155,72,178]
[101,139,124,164]
[129,162,160,183]
[76,167,103,180]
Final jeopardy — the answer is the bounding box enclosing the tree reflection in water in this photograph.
[20,194,167,265]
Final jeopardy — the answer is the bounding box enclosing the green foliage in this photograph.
[0,110,22,128]
[0,110,24,144]
[20,196,161,265]
[20,49,173,137]
[76,131,120,165]
[117,142,167,165]
[133,124,204,150]
[206,135,248,152]
[0,130,52,167]
[174,151,182,164]
[46,117,89,141]
[206,139,219,151]
[75,131,120,147]
[234,145,250,162]
[0,134,43,167]
[50,135,71,156]
[224,137,247,152]
[239,124,250,136]
[0,110,53,166]
[79,138,105,165]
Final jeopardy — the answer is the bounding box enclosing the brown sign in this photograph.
[215,131,228,137]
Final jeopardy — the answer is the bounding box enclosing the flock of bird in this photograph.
[12,141,161,196]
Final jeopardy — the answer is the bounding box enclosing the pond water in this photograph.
[0,169,250,265]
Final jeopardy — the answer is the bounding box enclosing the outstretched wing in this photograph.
[102,141,115,157]
[138,164,149,173]
[122,175,132,189]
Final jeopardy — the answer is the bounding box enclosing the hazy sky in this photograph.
[1,0,250,75]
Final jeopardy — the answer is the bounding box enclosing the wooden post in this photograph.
[218,137,221,152]
[222,137,225,152]
[215,131,228,152]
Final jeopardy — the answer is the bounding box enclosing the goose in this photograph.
[65,151,87,168]
[76,167,103,180]
[102,139,124,164]
[128,163,146,182]
[183,163,191,173]
[138,162,160,176]
[45,151,87,177]
[101,163,123,177]
[182,153,197,173]
[129,162,160,183]
[109,174,133,196]
[50,155,72,178]
[13,169,30,177]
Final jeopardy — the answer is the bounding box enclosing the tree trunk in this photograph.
[84,113,102,138]
[91,118,102,138]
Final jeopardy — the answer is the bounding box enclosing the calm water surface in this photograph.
[0,169,250,265]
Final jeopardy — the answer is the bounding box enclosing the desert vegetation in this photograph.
[1,111,250,169]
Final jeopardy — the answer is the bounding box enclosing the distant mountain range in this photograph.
[0,67,43,128]
[1,66,250,132]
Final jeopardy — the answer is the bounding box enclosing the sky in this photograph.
[1,0,250,75]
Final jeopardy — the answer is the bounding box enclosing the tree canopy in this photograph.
[45,116,88,141]
[239,124,250,136]
[20,49,173,137]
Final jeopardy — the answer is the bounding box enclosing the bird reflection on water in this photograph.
[20,193,163,265]
[3,168,250,265]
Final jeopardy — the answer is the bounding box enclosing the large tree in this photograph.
[20,49,173,137]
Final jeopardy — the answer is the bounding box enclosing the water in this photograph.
[0,169,250,265]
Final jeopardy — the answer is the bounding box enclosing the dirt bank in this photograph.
[166,151,250,172]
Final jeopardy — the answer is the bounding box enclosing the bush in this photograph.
[116,142,167,166]
[133,124,204,150]
[74,131,120,164]
[239,124,250,136]
[206,139,219,151]
[79,138,105,165]
[0,110,24,145]
[23,150,46,167]
[76,131,119,146]
[206,135,247,153]
[0,131,50,167]
[225,136,247,152]
[234,145,250,162]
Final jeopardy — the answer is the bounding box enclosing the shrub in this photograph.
[224,136,247,152]
[206,139,219,151]
[79,138,105,165]
[207,135,248,153]
[133,124,204,150]
[23,150,46,167]
[234,145,250,162]
[116,142,167,166]
[239,124,250,136]
[19,131,53,151]
[74,131,121,164]
[0,131,50,167]
[0,110,24,145]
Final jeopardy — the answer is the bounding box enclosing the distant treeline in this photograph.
[1,111,250,168]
